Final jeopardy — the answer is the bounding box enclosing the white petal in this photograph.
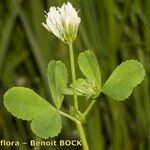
[42,2,81,43]
[42,22,51,32]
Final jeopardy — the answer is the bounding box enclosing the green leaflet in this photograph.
[63,78,87,96]
[63,88,82,96]
[4,87,62,138]
[71,78,87,92]
[102,60,145,101]
[31,110,61,139]
[64,78,100,99]
[78,50,101,87]
[4,87,54,120]
[47,60,68,109]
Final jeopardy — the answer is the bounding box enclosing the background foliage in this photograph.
[0,0,150,150]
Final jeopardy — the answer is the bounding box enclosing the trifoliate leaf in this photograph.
[31,110,61,139]
[78,50,101,87]
[47,60,68,109]
[4,87,62,138]
[102,60,145,101]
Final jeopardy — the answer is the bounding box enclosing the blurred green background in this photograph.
[0,0,150,150]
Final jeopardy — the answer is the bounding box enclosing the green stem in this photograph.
[68,43,78,109]
[76,122,89,150]
[83,100,96,118]
[59,110,79,123]
[59,111,89,150]
[68,43,89,150]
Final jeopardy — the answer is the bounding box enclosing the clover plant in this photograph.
[3,2,145,150]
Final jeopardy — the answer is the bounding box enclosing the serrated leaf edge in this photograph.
[30,111,62,139]
[4,87,55,120]
[78,50,101,87]
[4,87,32,121]
[47,60,68,109]
[102,59,145,101]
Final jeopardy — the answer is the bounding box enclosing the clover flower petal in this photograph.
[42,2,81,43]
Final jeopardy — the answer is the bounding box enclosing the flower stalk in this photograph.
[68,43,78,109]
[43,2,90,150]
[68,43,89,150]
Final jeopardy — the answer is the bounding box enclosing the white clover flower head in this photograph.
[42,2,81,44]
